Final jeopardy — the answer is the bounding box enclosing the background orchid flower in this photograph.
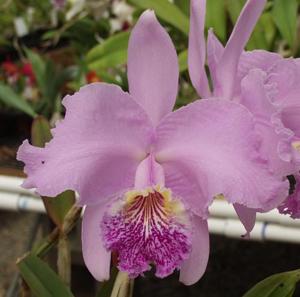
[189,0,300,228]
[17,10,288,285]
[278,174,300,219]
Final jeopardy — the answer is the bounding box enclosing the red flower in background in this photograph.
[2,60,19,79]
[21,62,35,85]
[86,71,101,83]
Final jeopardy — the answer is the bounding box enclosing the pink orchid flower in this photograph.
[189,0,300,223]
[17,11,288,284]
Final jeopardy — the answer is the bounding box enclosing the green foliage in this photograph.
[128,0,190,35]
[272,0,299,50]
[25,49,75,117]
[18,254,74,297]
[243,270,300,297]
[0,82,37,117]
[206,0,227,42]
[87,31,130,71]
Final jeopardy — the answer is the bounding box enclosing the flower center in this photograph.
[101,185,192,278]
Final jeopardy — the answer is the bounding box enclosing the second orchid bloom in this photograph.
[18,3,289,286]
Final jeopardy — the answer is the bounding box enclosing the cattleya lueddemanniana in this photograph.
[189,0,300,223]
[17,10,288,285]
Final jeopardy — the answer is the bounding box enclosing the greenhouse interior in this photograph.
[0,0,300,296]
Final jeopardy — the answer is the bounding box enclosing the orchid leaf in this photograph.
[86,31,130,65]
[242,269,300,297]
[178,49,188,72]
[128,0,189,35]
[88,50,128,71]
[18,254,74,297]
[272,0,298,49]
[206,0,226,42]
[0,83,37,117]
[174,0,189,16]
[25,48,47,95]
[31,116,75,229]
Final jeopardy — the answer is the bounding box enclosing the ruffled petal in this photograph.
[188,0,211,98]
[240,69,295,176]
[238,50,281,81]
[127,10,179,125]
[233,204,256,236]
[155,99,289,216]
[215,0,267,99]
[179,216,209,285]
[82,204,111,281]
[17,83,154,205]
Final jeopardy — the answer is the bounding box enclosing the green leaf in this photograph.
[18,254,74,297]
[31,116,52,147]
[206,0,226,42]
[243,269,300,297]
[88,50,128,71]
[0,83,37,117]
[86,31,130,64]
[128,0,190,35]
[272,0,298,49]
[25,48,47,95]
[174,0,190,16]
[178,49,188,72]
[31,116,75,228]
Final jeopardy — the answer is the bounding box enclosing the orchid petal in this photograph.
[207,29,224,94]
[17,83,153,205]
[127,10,179,126]
[215,0,267,99]
[240,69,295,175]
[179,216,209,285]
[188,0,211,98]
[155,99,289,216]
[82,204,111,281]
[238,50,281,81]
[233,204,256,236]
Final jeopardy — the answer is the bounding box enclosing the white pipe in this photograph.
[0,190,299,244]
[208,218,300,244]
[0,191,45,213]
[209,199,300,227]
[0,175,36,196]
[1,175,297,227]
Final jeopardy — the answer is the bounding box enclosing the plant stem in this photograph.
[57,234,71,286]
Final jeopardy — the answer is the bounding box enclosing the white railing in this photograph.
[0,175,300,244]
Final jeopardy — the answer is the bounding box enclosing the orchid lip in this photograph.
[101,185,192,278]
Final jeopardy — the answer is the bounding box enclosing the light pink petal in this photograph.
[238,50,281,81]
[267,59,299,104]
[17,83,154,205]
[155,99,289,216]
[207,29,224,94]
[82,204,111,281]
[127,10,179,126]
[215,0,267,99]
[233,204,256,236]
[240,69,295,176]
[134,155,165,189]
[188,0,211,98]
[179,216,209,285]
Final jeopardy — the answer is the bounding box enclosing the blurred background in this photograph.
[0,0,300,296]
